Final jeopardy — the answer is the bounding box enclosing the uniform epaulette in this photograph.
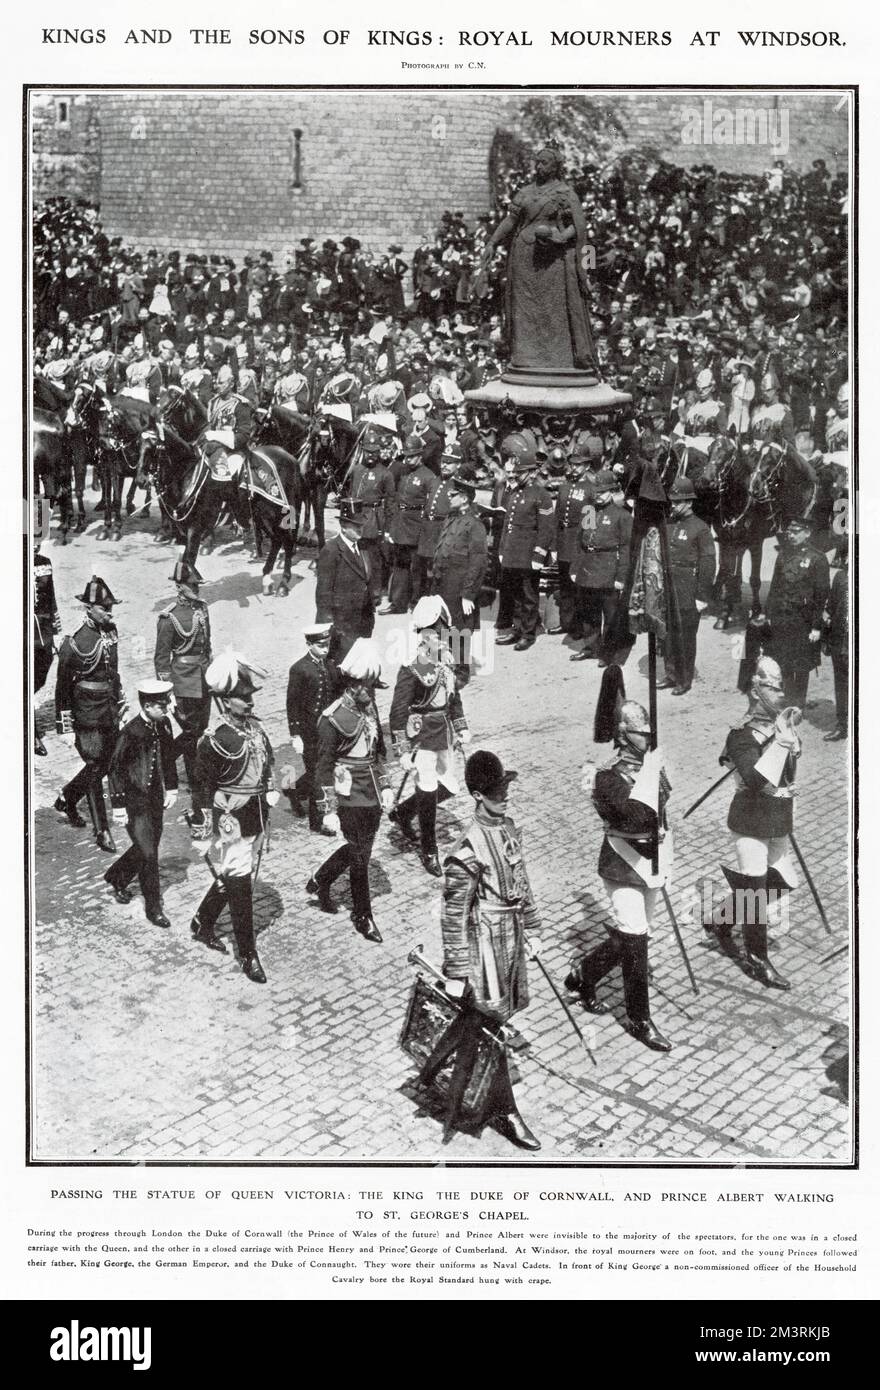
[323,698,364,737]
[207,722,246,756]
[157,604,176,618]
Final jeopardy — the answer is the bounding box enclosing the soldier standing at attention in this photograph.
[54,576,125,853]
[105,678,178,929]
[285,622,342,832]
[494,433,556,652]
[568,469,632,664]
[154,560,213,838]
[190,653,276,984]
[764,514,830,708]
[431,473,488,684]
[658,476,716,695]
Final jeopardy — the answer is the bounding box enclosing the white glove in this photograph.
[322,813,340,835]
[291,735,304,756]
[112,807,127,826]
[696,600,709,613]
[613,580,624,592]
[457,728,472,746]
[531,559,544,570]
[461,597,475,616]
[809,628,821,642]
[381,787,395,813]
[398,750,416,771]
[60,731,76,749]
[525,935,543,960]
[163,790,177,810]
[773,711,800,750]
[444,977,467,999]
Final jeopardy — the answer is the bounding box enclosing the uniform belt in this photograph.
[217,783,264,796]
[603,823,655,843]
[76,680,112,690]
[401,505,423,512]
[337,755,375,766]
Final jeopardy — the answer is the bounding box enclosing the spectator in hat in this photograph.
[315,501,375,663]
[658,476,716,696]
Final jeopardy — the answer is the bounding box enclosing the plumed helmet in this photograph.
[411,595,451,631]
[127,359,153,387]
[205,648,266,699]
[371,381,400,410]
[616,700,651,738]
[183,343,200,363]
[216,363,235,386]
[76,575,119,606]
[328,342,346,362]
[339,638,382,682]
[761,370,780,393]
[696,367,714,390]
[407,392,432,412]
[464,749,518,797]
[751,655,783,696]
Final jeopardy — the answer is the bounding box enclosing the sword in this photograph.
[789,831,834,936]
[661,887,699,996]
[682,730,776,820]
[531,953,596,1064]
[820,942,848,965]
[390,765,414,814]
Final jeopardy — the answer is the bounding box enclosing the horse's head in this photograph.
[66,380,100,427]
[748,442,787,502]
[701,435,737,490]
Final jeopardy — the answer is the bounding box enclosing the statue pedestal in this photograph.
[465,372,632,445]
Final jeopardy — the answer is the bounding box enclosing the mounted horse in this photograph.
[94,392,158,540]
[300,406,361,548]
[62,380,105,537]
[32,376,67,535]
[240,414,309,595]
[147,424,248,566]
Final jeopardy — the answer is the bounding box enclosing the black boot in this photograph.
[743,920,791,991]
[721,867,791,988]
[226,876,266,982]
[389,791,419,843]
[190,881,228,953]
[306,874,337,914]
[564,933,620,1013]
[702,873,741,959]
[353,913,382,943]
[416,788,441,875]
[55,791,87,828]
[619,933,671,1051]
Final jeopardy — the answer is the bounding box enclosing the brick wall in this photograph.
[96,91,503,264]
[31,94,101,203]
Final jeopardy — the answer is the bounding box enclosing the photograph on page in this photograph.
[24,78,854,1175]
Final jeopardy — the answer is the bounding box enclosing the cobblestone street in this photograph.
[30,508,853,1165]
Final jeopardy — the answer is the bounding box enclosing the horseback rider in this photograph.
[202,362,254,481]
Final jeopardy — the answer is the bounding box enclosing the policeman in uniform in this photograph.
[658,476,717,695]
[54,576,124,853]
[306,639,394,941]
[569,469,632,663]
[349,432,395,607]
[554,442,597,640]
[315,500,375,664]
[154,560,213,837]
[190,652,276,984]
[565,701,672,1052]
[202,363,254,479]
[417,749,542,1150]
[704,657,799,990]
[415,443,460,601]
[764,514,830,707]
[285,622,342,830]
[383,435,435,614]
[431,473,488,683]
[388,623,470,876]
[33,537,60,757]
[105,678,179,928]
[494,434,556,651]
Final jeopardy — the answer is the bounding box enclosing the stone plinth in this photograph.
[465,373,632,448]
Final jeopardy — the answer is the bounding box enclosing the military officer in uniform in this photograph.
[414,443,459,601]
[273,346,310,412]
[388,625,470,876]
[569,469,632,663]
[684,367,728,453]
[201,362,254,480]
[190,652,276,984]
[179,343,214,408]
[417,749,542,1150]
[704,657,799,990]
[382,435,435,614]
[565,701,672,1052]
[349,432,395,607]
[554,443,596,641]
[285,622,343,830]
[431,473,488,684]
[33,537,60,757]
[306,639,394,941]
[494,434,556,651]
[54,575,124,853]
[315,500,375,664]
[154,560,213,837]
[658,476,716,695]
[105,678,179,928]
[750,370,798,454]
[764,514,830,707]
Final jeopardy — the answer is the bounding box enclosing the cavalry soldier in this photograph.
[764,514,830,707]
[54,575,125,853]
[554,442,597,641]
[569,469,632,664]
[202,362,254,481]
[704,656,799,991]
[349,432,395,607]
[431,473,488,684]
[565,701,672,1052]
[417,749,542,1151]
[306,638,394,941]
[750,370,798,454]
[154,560,213,837]
[190,652,276,984]
[285,622,343,831]
[33,536,60,757]
[685,367,728,453]
[388,619,470,876]
[494,433,556,651]
[658,476,716,695]
[105,678,178,929]
[315,500,375,664]
[273,346,310,412]
[179,342,214,408]
[382,435,435,614]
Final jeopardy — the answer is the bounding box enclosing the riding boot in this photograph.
[225,875,266,983]
[564,932,621,1012]
[717,867,768,965]
[389,791,419,842]
[190,880,228,953]
[619,932,671,1051]
[702,867,746,958]
[739,872,790,990]
[416,789,441,875]
[85,782,115,852]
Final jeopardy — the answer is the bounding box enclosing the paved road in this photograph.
[31,504,852,1164]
